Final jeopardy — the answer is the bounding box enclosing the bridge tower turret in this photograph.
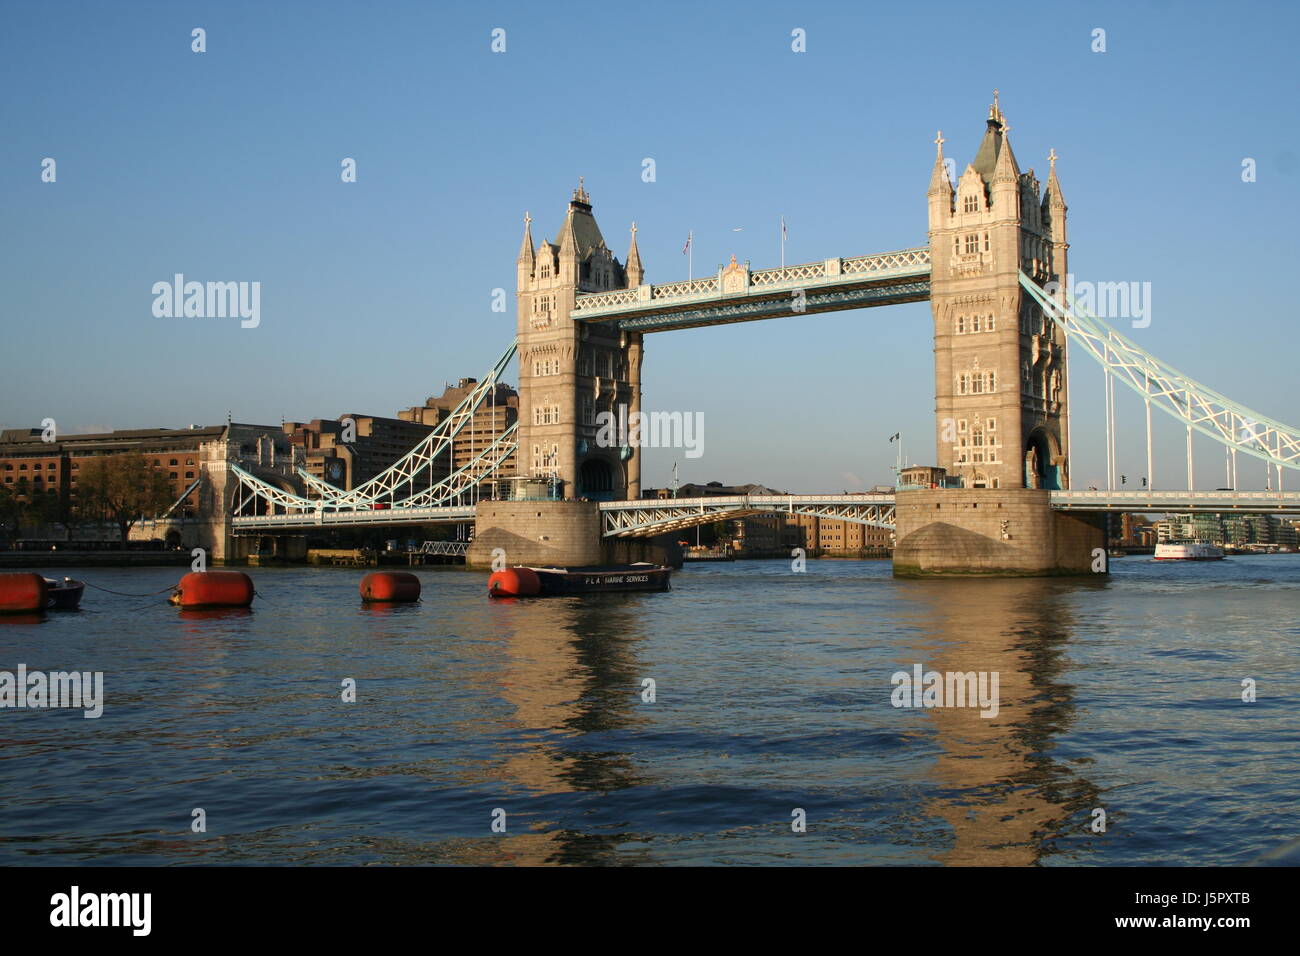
[515,181,645,500]
[926,94,1071,490]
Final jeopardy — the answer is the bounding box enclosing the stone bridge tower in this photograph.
[515,181,645,501]
[927,94,1070,490]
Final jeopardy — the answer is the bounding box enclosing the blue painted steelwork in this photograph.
[572,247,931,332]
[606,282,932,332]
[599,494,897,538]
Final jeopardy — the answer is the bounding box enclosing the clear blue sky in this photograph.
[2,0,1297,492]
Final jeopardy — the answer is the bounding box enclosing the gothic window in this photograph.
[956,315,966,334]
[971,315,981,333]
[985,370,997,392]
[971,373,983,394]
[958,419,967,433]
[983,231,990,252]
[540,263,551,279]
[953,236,960,256]
[963,194,978,213]
[964,234,979,255]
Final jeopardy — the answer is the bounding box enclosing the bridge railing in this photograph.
[1050,489,1300,512]
[419,540,469,555]
[599,493,897,511]
[600,493,898,537]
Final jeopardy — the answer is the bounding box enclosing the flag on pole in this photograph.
[889,433,900,442]
[682,231,692,254]
[781,216,787,240]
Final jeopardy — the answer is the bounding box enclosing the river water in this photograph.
[1,555,1297,866]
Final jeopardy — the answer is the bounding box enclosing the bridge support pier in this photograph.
[892,489,1106,577]
[466,500,673,569]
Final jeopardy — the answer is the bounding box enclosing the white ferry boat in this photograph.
[1154,539,1225,561]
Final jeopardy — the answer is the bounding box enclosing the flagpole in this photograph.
[780,216,785,268]
[689,230,693,280]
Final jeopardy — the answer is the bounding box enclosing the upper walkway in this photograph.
[571,247,931,332]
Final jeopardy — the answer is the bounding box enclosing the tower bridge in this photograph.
[212,95,1300,574]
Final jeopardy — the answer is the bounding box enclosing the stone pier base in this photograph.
[196,524,308,565]
[892,488,1106,577]
[466,500,674,569]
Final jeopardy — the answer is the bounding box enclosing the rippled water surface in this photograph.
[2,556,1298,866]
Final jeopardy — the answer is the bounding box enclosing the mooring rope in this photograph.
[81,581,177,598]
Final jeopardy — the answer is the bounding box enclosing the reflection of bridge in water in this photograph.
[898,577,1105,865]
[425,569,1111,864]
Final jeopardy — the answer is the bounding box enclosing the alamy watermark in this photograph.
[594,403,704,458]
[890,663,999,718]
[1,664,103,718]
[50,886,151,936]
[1044,274,1151,329]
[152,275,260,328]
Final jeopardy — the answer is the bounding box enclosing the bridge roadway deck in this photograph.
[1048,489,1300,513]
[227,489,1300,533]
[231,505,475,533]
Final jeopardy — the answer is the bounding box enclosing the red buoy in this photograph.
[169,571,255,608]
[0,573,48,614]
[360,571,421,603]
[488,567,541,597]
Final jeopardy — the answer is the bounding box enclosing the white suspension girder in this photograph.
[1020,273,1300,472]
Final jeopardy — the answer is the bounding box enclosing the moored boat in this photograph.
[489,562,671,597]
[43,577,85,610]
[682,546,735,562]
[1154,539,1225,561]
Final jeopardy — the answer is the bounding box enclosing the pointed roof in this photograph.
[971,90,1008,185]
[992,127,1020,183]
[626,222,643,277]
[554,178,608,261]
[928,130,953,196]
[1044,149,1066,206]
[517,211,535,265]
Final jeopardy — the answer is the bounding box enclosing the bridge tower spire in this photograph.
[515,181,645,500]
[926,95,1071,490]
